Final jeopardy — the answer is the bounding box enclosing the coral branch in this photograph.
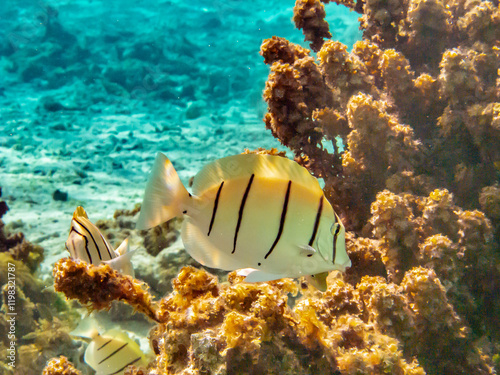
[53,258,161,323]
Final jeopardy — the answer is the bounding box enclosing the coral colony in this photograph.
[0,0,498,374]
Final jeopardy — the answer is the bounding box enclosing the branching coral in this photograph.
[293,0,332,52]
[53,257,160,322]
[256,0,500,373]
[262,0,499,232]
[49,248,497,374]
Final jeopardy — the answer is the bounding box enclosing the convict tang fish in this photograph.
[66,206,135,277]
[84,328,149,375]
[136,153,350,290]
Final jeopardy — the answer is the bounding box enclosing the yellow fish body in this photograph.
[84,329,149,375]
[66,206,135,277]
[137,153,350,289]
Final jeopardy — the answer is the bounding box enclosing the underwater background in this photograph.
[0,0,499,374]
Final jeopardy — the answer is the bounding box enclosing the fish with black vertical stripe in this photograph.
[136,153,351,291]
[65,206,135,277]
[83,328,149,375]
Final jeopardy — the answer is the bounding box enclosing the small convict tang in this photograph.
[65,206,134,277]
[84,329,149,375]
[137,153,351,290]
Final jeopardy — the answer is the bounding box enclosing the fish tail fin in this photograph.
[70,316,101,339]
[114,238,129,256]
[136,152,190,230]
[103,251,136,278]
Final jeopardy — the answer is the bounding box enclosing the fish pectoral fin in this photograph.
[298,245,316,257]
[241,269,285,283]
[102,250,136,278]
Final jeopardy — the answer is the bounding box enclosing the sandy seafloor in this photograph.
[0,0,361,283]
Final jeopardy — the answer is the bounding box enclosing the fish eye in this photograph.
[331,223,339,234]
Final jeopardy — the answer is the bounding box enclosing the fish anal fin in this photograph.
[241,269,286,283]
[236,268,256,277]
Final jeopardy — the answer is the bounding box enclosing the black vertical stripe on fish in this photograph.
[74,218,103,261]
[332,223,341,264]
[208,181,224,236]
[308,196,324,246]
[99,232,115,259]
[97,339,113,351]
[70,228,93,263]
[265,180,292,260]
[232,174,255,254]
[98,342,128,365]
[108,357,142,375]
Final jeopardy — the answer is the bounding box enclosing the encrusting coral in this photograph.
[42,356,82,375]
[56,264,428,374]
[53,257,160,323]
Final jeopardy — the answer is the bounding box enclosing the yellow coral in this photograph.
[53,258,160,322]
[221,311,267,355]
[42,356,82,375]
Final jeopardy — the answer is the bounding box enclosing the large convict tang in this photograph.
[65,206,135,277]
[136,153,351,290]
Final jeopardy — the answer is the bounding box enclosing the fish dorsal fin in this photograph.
[74,206,89,219]
[192,154,322,195]
[101,329,133,343]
